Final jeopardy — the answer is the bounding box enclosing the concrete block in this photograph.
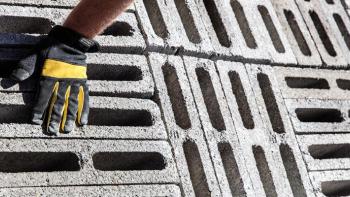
[275,67,350,100]
[0,53,154,98]
[195,0,264,62]
[285,98,350,133]
[270,0,323,66]
[183,56,255,196]
[0,5,145,54]
[246,64,316,197]
[0,93,168,140]
[217,61,296,197]
[148,53,222,196]
[294,0,348,67]
[0,185,181,197]
[223,0,297,64]
[0,139,179,187]
[134,0,213,57]
[298,134,350,171]
[309,170,350,197]
[318,0,350,65]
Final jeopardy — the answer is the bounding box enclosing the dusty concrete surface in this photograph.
[0,0,350,196]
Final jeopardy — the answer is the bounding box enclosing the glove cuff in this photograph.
[49,25,100,53]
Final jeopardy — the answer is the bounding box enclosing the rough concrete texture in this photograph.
[294,0,348,67]
[217,61,298,197]
[246,64,315,197]
[318,0,350,65]
[297,134,350,171]
[148,53,222,196]
[270,0,323,66]
[309,170,350,197]
[275,66,350,100]
[2,0,350,196]
[183,57,255,196]
[0,185,181,197]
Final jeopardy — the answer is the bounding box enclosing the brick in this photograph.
[0,139,178,187]
[284,98,350,133]
[318,0,350,65]
[183,57,255,196]
[294,0,348,67]
[246,64,316,197]
[0,52,154,98]
[217,61,296,197]
[0,185,181,197]
[298,134,350,171]
[0,5,145,54]
[309,170,350,197]
[275,67,350,100]
[270,0,323,66]
[0,93,168,140]
[148,53,221,196]
[134,0,213,57]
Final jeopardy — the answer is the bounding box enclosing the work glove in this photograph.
[10,25,100,135]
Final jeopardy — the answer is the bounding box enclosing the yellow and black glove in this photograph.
[11,26,100,135]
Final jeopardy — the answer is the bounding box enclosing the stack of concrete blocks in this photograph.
[0,0,350,196]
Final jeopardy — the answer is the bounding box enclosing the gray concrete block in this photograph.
[183,56,255,196]
[0,93,168,140]
[294,0,348,67]
[0,5,145,53]
[309,170,350,197]
[148,53,222,196]
[222,0,297,65]
[134,0,213,57]
[195,0,263,62]
[284,98,350,133]
[297,134,350,171]
[246,64,316,197]
[0,139,179,187]
[217,61,294,197]
[0,185,181,197]
[270,0,323,66]
[318,0,350,65]
[275,67,350,100]
[0,53,154,98]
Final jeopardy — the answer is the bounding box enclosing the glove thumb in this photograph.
[10,53,37,82]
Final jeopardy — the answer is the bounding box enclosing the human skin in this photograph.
[63,0,134,38]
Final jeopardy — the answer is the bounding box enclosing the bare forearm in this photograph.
[63,0,134,38]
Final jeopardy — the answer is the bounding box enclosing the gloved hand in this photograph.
[10,26,100,135]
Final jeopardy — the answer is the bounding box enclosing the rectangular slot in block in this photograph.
[309,170,350,196]
[92,152,166,171]
[0,152,80,172]
[322,181,350,196]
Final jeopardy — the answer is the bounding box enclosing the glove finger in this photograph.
[32,79,57,125]
[61,84,80,133]
[77,83,89,126]
[46,82,69,134]
[11,53,37,81]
